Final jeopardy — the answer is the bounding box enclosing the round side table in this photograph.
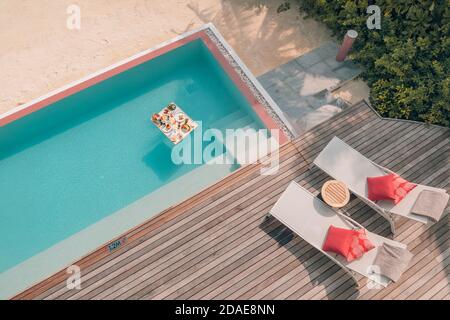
[321,180,350,208]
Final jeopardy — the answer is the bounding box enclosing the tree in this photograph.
[295,0,450,127]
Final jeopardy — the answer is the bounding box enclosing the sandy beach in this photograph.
[0,0,332,114]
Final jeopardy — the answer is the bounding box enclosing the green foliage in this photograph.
[296,0,450,127]
[277,2,291,13]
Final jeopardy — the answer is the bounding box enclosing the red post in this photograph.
[336,30,358,62]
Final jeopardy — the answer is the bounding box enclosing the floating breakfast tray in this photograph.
[151,103,198,145]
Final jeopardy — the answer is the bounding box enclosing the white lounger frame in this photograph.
[313,136,448,234]
[269,181,408,287]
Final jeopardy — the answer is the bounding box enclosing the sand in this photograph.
[0,0,335,114]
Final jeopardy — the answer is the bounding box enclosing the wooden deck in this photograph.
[14,100,449,300]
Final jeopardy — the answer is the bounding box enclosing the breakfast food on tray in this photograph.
[151,102,197,144]
[162,123,172,133]
[151,113,161,124]
[161,114,170,122]
[175,112,186,123]
[181,123,191,133]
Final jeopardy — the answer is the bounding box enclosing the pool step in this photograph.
[219,121,279,168]
[209,110,248,130]
[205,110,275,167]
[229,114,257,130]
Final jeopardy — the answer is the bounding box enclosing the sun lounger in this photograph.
[268,181,411,287]
[313,136,449,234]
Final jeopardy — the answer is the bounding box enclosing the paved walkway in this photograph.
[258,41,362,136]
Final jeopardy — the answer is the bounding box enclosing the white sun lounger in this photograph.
[313,136,449,234]
[269,181,409,287]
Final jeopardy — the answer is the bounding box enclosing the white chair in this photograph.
[313,136,448,234]
[269,181,410,287]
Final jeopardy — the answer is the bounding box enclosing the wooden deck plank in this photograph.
[165,119,442,302]
[90,151,311,298]
[356,220,449,300]
[79,105,382,300]
[413,268,449,300]
[428,281,449,300]
[155,118,414,300]
[178,127,412,298]
[12,100,449,300]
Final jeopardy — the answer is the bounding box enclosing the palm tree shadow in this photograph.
[186,0,332,74]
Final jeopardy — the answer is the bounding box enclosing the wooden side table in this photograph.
[321,180,350,208]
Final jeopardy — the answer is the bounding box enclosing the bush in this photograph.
[295,0,450,127]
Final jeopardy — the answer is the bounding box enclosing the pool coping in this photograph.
[1,23,294,299]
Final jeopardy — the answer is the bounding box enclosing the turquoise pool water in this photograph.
[0,39,265,273]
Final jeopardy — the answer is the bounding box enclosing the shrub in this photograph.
[295,0,450,127]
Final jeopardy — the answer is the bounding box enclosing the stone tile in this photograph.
[334,65,362,81]
[285,107,315,121]
[297,104,342,132]
[295,51,322,68]
[308,61,336,77]
[257,72,286,90]
[258,59,307,90]
[284,71,307,92]
[316,42,338,59]
[258,71,288,89]
[278,59,305,78]
[264,81,295,104]
[282,100,315,118]
[270,90,315,122]
[258,44,358,137]
[306,90,336,110]
[298,73,340,96]
[323,56,344,70]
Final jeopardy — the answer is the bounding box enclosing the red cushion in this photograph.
[322,226,354,258]
[347,229,375,262]
[392,174,417,204]
[323,226,375,262]
[367,174,396,201]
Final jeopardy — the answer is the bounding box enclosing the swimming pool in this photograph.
[0,24,292,298]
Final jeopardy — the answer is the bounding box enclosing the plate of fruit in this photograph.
[175,112,186,123]
[161,123,173,133]
[151,113,161,124]
[181,123,191,133]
